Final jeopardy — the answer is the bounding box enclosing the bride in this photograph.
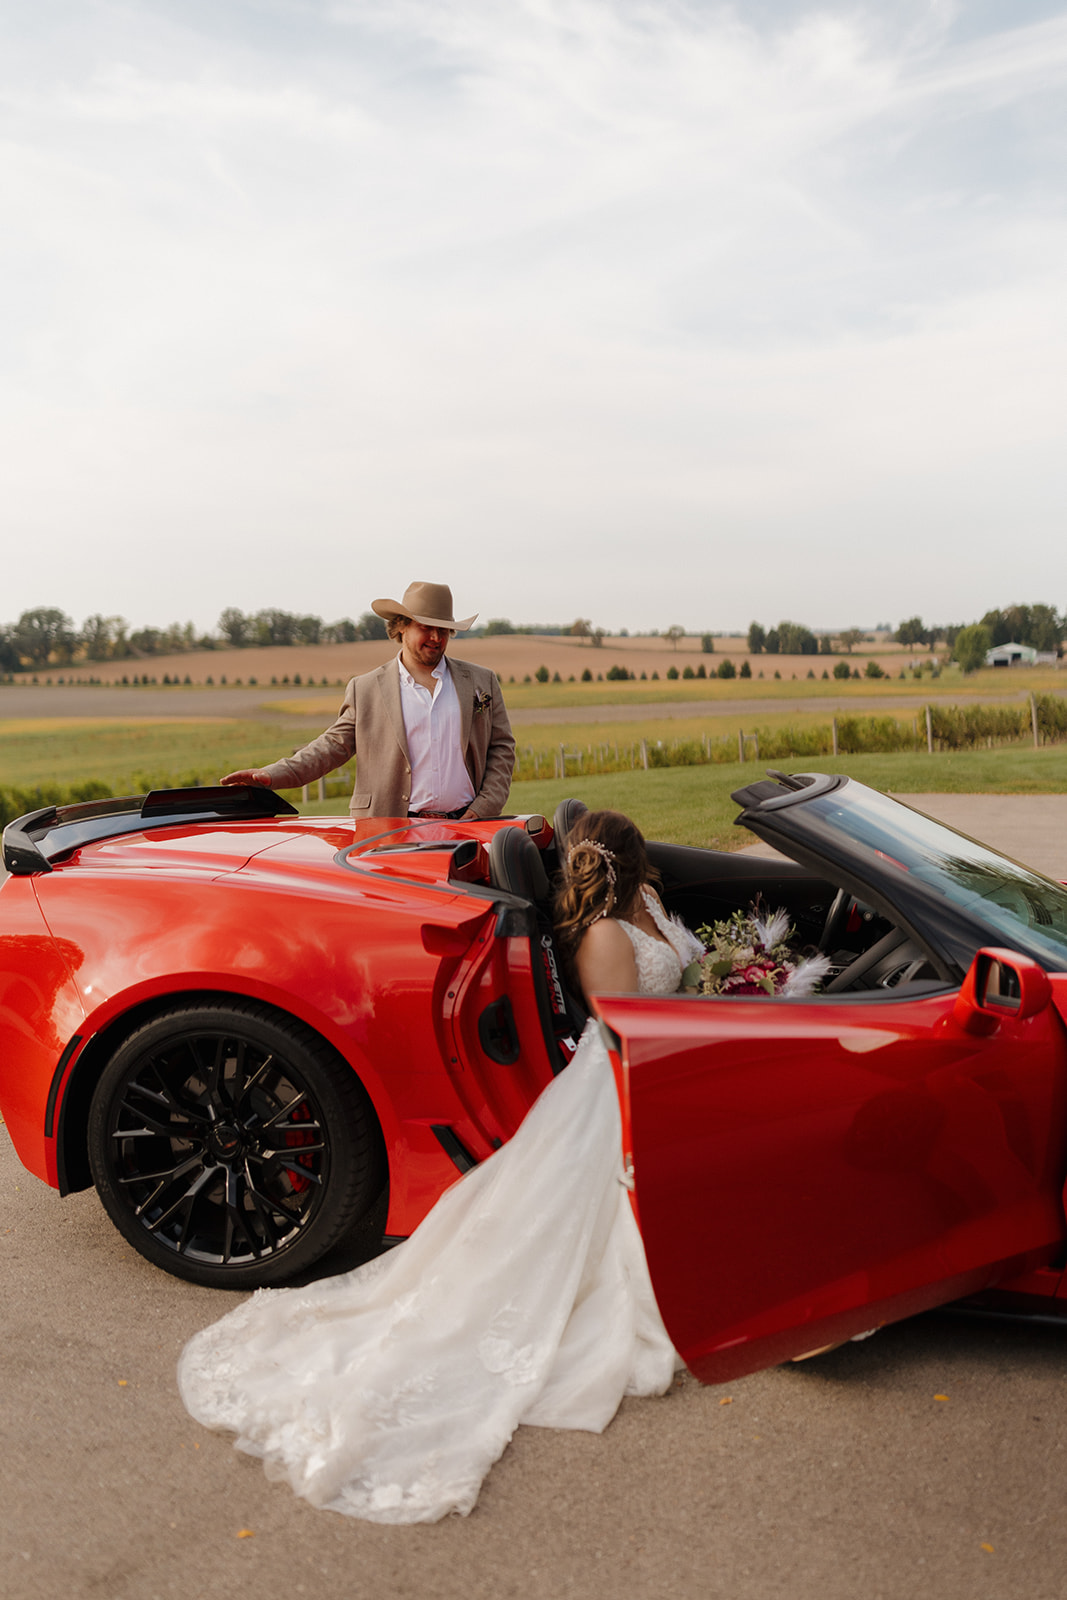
[178,810,705,1523]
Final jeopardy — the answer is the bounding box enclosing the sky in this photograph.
[2,0,1066,637]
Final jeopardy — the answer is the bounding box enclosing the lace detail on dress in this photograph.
[617,887,705,995]
[178,1022,679,1524]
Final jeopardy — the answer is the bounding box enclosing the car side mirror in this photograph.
[952,948,1052,1035]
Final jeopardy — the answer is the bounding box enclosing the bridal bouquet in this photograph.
[694,902,832,998]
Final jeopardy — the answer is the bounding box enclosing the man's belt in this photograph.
[408,806,470,820]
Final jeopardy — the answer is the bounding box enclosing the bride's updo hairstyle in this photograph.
[553,810,654,969]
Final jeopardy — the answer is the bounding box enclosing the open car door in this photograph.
[595,949,1067,1384]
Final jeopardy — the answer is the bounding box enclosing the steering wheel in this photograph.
[818,889,854,954]
[823,929,918,994]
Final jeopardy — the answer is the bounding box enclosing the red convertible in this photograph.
[2,774,1066,1382]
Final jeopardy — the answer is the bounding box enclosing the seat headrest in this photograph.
[488,826,551,904]
[552,798,589,854]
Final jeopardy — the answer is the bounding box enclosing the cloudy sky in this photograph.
[3,0,1065,636]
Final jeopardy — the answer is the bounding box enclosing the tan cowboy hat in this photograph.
[371,581,477,632]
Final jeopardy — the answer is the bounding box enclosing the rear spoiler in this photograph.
[2,786,299,876]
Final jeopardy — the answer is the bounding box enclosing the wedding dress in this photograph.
[178,891,703,1523]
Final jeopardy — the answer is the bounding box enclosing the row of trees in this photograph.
[0,606,388,670]
[744,606,1065,667]
[747,621,871,656]
[215,608,387,649]
[2,601,1063,672]
[895,606,1063,655]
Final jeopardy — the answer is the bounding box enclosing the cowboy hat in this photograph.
[371,582,477,632]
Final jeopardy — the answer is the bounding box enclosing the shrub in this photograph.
[930,704,1026,749]
[535,664,550,683]
[954,623,992,674]
[836,716,914,754]
[864,660,886,679]
[667,666,679,680]
[717,659,736,679]
[647,739,705,768]
[833,660,851,680]
[581,668,593,682]
[739,660,752,679]
[682,665,694,679]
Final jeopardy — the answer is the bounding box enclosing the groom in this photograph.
[221,580,515,819]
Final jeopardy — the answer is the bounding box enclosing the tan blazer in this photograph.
[261,657,516,819]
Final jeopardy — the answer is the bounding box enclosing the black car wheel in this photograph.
[88,1001,385,1288]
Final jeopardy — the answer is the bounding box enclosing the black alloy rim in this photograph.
[106,1029,329,1267]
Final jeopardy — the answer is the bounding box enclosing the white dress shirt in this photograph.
[397,654,476,814]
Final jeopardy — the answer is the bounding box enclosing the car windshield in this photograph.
[801,785,1067,971]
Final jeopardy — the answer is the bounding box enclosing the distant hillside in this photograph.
[36,632,926,689]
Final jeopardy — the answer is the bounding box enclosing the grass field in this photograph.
[0,719,298,791]
[267,662,1065,719]
[3,700,1065,849]
[289,746,1067,849]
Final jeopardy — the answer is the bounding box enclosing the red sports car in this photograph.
[2,774,1066,1383]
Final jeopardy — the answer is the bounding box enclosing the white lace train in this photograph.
[177,1022,678,1523]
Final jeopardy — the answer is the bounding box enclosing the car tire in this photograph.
[87,1000,385,1289]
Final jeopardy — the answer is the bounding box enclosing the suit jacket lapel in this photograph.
[452,660,474,753]
[376,661,410,759]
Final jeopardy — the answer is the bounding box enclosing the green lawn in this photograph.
[291,746,1067,850]
[0,719,303,792]
[3,708,1065,850]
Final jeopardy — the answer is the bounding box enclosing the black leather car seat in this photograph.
[488,824,551,905]
[551,798,589,864]
[487,826,587,1071]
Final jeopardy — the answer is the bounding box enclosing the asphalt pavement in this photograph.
[3,796,1067,1600]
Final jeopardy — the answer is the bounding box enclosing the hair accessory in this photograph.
[566,838,617,921]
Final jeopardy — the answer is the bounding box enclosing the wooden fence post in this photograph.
[1031,693,1040,748]
[738,730,745,763]
[832,718,838,757]
[640,739,649,770]
[925,706,934,754]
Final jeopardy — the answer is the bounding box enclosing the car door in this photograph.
[595,950,1067,1383]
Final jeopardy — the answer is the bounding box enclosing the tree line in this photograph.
[0,600,1062,673]
[744,604,1063,669]
[0,606,389,671]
